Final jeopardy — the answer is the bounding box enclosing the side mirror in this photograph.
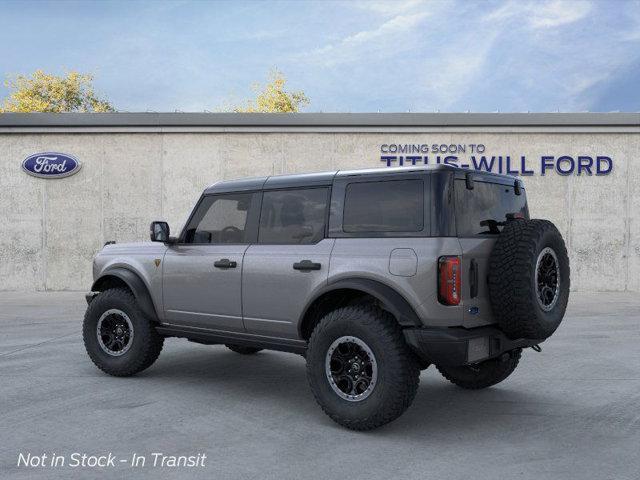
[150,221,170,242]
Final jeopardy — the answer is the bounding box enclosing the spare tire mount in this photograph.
[535,246,561,312]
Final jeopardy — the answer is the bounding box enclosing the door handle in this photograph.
[293,260,321,271]
[214,258,237,269]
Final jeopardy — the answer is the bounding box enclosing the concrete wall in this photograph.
[1,130,638,291]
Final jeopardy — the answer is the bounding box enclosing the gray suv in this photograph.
[83,165,570,430]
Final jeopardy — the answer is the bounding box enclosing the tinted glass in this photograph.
[343,180,424,233]
[259,188,328,244]
[455,180,528,236]
[184,193,253,244]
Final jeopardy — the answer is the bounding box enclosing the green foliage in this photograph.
[1,70,114,113]
[234,70,309,113]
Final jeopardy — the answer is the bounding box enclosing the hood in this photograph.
[99,241,168,255]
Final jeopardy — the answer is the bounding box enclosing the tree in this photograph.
[234,70,309,113]
[1,70,114,113]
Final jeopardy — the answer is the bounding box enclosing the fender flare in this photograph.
[299,278,422,330]
[91,267,159,322]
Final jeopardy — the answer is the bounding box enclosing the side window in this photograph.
[183,193,254,244]
[455,180,529,236]
[258,188,328,244]
[343,179,424,233]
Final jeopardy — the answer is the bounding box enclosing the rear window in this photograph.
[258,188,328,244]
[455,180,528,236]
[343,179,424,233]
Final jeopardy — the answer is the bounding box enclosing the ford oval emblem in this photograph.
[21,152,81,179]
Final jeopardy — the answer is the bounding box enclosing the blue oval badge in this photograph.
[22,152,81,179]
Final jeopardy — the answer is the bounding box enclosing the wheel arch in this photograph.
[91,267,159,322]
[298,278,421,340]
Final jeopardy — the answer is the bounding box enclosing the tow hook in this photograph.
[531,344,542,353]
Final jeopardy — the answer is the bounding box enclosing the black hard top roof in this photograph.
[203,165,519,194]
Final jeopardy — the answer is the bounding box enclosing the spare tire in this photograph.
[488,219,570,340]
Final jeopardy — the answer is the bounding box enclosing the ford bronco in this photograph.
[83,165,570,430]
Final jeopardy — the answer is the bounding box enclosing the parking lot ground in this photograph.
[1,291,639,480]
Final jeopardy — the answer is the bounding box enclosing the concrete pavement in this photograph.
[1,291,639,480]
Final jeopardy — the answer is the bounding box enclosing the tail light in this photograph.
[438,256,461,305]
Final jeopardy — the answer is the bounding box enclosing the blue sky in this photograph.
[0,0,639,112]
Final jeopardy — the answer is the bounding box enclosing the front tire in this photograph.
[306,305,420,430]
[436,349,522,390]
[83,288,164,377]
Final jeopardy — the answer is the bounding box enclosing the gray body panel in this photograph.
[328,238,465,328]
[162,244,248,331]
[242,239,335,339]
[90,165,523,349]
[458,238,498,328]
[92,242,167,320]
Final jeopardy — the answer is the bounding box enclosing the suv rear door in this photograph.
[454,175,528,328]
[242,186,333,339]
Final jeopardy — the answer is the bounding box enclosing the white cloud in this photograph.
[418,29,500,110]
[529,0,592,28]
[351,0,431,16]
[483,0,522,23]
[477,0,638,111]
[302,11,430,66]
[293,0,637,112]
[619,0,640,41]
[484,0,592,30]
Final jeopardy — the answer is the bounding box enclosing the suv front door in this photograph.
[162,192,259,332]
[242,187,333,339]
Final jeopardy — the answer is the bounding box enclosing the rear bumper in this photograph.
[403,325,543,367]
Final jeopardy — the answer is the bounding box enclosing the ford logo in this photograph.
[21,152,81,179]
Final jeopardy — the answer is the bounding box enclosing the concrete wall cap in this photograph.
[1,112,639,128]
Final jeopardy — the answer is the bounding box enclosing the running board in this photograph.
[155,325,307,355]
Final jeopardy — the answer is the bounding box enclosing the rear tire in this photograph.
[83,288,164,377]
[225,344,263,355]
[306,305,420,430]
[436,349,521,390]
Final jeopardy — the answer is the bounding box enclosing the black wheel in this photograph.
[437,349,522,390]
[489,219,570,340]
[83,288,164,377]
[306,305,420,431]
[225,344,263,355]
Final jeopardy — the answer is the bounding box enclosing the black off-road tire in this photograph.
[83,288,164,377]
[225,344,263,355]
[489,219,570,340]
[306,305,420,431]
[437,349,522,390]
